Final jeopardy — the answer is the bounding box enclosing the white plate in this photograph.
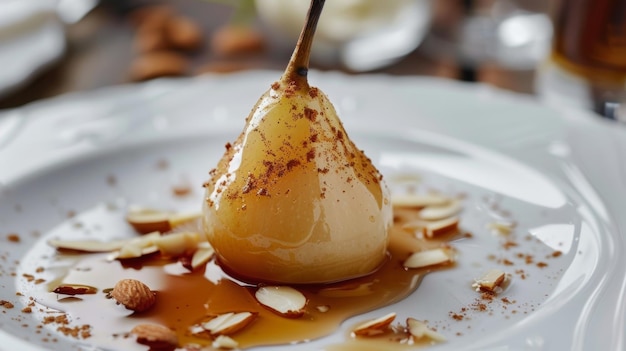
[0,71,625,351]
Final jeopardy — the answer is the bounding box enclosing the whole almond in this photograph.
[129,51,188,81]
[210,25,266,56]
[111,279,156,312]
[131,323,178,349]
[167,16,203,51]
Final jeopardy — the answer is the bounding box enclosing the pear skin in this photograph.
[202,0,392,283]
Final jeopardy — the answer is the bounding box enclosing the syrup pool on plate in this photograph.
[28,189,460,350]
[9,132,577,351]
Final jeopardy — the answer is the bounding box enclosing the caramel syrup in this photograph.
[552,0,626,84]
[39,207,457,350]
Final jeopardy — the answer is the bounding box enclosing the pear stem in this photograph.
[284,0,325,81]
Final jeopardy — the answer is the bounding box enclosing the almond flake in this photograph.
[352,312,396,337]
[391,194,450,208]
[111,231,161,260]
[154,231,201,257]
[488,221,516,235]
[200,311,256,336]
[169,212,202,227]
[422,216,459,238]
[126,209,171,234]
[126,207,202,234]
[190,243,215,269]
[48,239,126,252]
[255,286,307,318]
[212,335,238,349]
[404,248,453,269]
[407,318,446,342]
[419,199,461,220]
[131,323,178,349]
[472,269,506,292]
[316,305,330,313]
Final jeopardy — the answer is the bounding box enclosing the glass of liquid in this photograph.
[536,0,626,121]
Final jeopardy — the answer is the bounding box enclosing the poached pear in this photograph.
[203,0,392,284]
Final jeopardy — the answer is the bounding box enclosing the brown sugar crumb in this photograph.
[21,307,32,313]
[43,314,69,325]
[284,80,298,97]
[22,273,35,282]
[501,258,514,266]
[502,241,518,249]
[57,325,92,339]
[551,250,562,258]
[304,107,318,122]
[172,184,192,197]
[306,148,315,162]
[36,267,44,273]
[286,159,301,171]
[241,174,257,194]
[7,233,20,243]
[0,300,14,309]
[536,262,548,268]
[450,313,464,321]
[501,297,514,304]
[473,303,487,312]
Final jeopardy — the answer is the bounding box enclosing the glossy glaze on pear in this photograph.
[202,0,392,284]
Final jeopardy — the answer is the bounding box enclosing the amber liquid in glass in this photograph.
[552,0,626,85]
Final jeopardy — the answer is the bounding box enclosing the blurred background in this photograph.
[0,0,623,119]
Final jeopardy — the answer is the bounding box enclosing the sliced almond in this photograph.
[200,312,257,336]
[407,318,446,342]
[401,218,428,231]
[422,216,459,238]
[212,335,239,349]
[126,209,171,234]
[113,232,161,260]
[472,269,506,292]
[352,312,396,337]
[404,248,453,269]
[126,207,202,234]
[53,284,98,295]
[190,242,215,269]
[48,239,126,252]
[154,232,201,257]
[488,221,516,235]
[316,305,330,313]
[131,323,178,349]
[169,212,202,227]
[391,193,450,208]
[255,286,307,318]
[419,199,462,221]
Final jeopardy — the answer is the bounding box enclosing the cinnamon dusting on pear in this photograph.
[202,0,392,284]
